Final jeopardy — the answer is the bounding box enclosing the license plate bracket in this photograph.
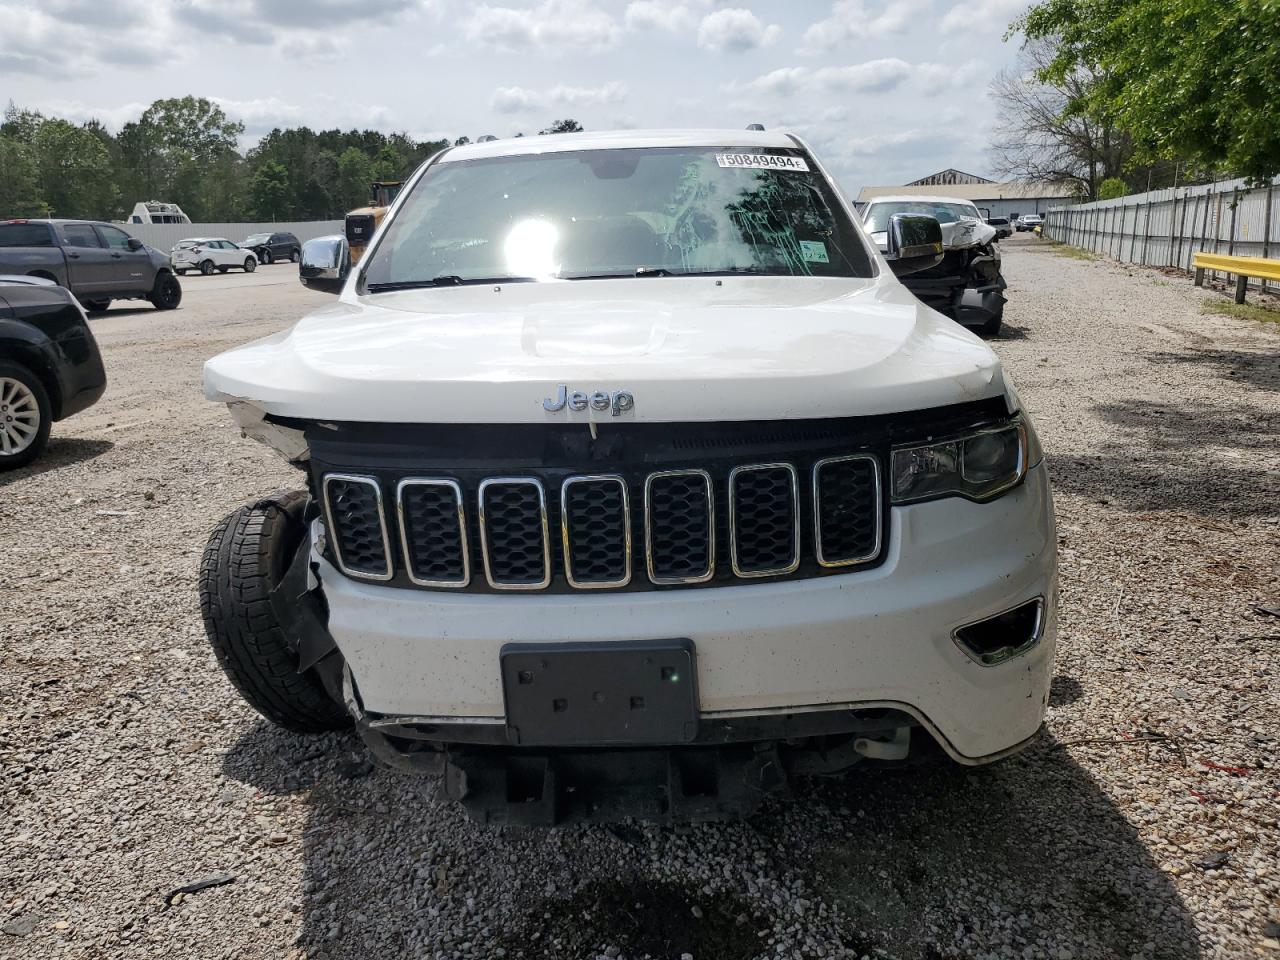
[500,639,698,746]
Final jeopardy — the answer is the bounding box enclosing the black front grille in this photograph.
[479,480,550,589]
[730,465,799,576]
[562,477,630,587]
[323,476,389,579]
[814,456,880,566]
[398,480,468,585]
[645,471,714,584]
[308,403,1011,593]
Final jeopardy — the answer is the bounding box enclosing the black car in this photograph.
[240,231,301,265]
[0,276,107,469]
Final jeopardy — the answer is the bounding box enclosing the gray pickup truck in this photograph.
[0,219,182,314]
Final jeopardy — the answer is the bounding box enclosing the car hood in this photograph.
[203,275,1007,423]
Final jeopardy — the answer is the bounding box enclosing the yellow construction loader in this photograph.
[345,180,402,263]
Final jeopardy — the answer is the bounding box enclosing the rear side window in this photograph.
[0,223,54,247]
[63,224,103,248]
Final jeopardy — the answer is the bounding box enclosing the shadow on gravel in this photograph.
[988,321,1030,341]
[0,437,113,487]
[223,725,1199,960]
[1147,348,1280,393]
[1051,398,1278,517]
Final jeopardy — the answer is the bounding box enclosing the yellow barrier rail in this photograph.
[1192,252,1280,303]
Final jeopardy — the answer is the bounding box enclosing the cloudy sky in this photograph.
[0,0,1032,193]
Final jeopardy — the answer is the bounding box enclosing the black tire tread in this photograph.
[199,493,349,733]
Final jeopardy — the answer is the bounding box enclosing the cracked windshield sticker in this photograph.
[799,240,830,263]
[715,153,810,172]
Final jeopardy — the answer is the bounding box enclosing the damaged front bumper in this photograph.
[284,464,1056,823]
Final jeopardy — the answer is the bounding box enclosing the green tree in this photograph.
[539,119,583,135]
[1097,177,1126,200]
[0,137,44,216]
[30,120,118,218]
[370,143,405,182]
[1,102,45,143]
[337,146,373,211]
[249,161,290,220]
[1018,0,1280,181]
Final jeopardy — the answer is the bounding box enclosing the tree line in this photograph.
[0,97,583,222]
[991,0,1279,200]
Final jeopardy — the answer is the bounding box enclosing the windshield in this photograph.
[362,146,873,287]
[244,233,270,244]
[862,201,981,233]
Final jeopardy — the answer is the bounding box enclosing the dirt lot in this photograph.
[2,242,1278,960]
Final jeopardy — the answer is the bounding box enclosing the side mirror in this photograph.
[883,214,944,277]
[299,235,350,294]
[127,237,144,251]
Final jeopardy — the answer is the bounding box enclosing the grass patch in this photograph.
[1044,240,1097,261]
[1201,298,1280,328]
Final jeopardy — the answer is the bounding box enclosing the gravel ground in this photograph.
[2,241,1277,960]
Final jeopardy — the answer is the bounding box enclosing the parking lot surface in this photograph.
[2,241,1277,959]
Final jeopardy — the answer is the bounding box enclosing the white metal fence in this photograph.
[1042,177,1280,292]
[121,220,343,251]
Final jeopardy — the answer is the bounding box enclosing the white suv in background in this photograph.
[200,128,1058,825]
[171,238,258,276]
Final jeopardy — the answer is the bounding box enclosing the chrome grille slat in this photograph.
[813,455,882,568]
[477,478,551,590]
[560,475,632,589]
[644,469,715,584]
[728,463,801,578]
[322,473,393,581]
[396,478,470,587]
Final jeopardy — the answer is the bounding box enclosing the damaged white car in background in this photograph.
[861,195,1007,336]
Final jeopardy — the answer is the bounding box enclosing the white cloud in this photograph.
[0,4,182,74]
[491,81,628,114]
[32,100,151,131]
[624,1,695,31]
[465,1,622,53]
[740,58,921,98]
[800,0,932,53]
[279,35,345,62]
[939,0,1030,34]
[549,82,628,107]
[696,8,781,53]
[814,58,913,93]
[914,58,989,92]
[744,66,809,97]
[490,86,542,114]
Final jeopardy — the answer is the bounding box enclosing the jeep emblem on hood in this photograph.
[543,385,635,417]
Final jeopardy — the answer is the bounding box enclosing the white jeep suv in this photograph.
[200,129,1057,824]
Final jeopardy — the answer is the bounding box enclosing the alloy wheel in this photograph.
[0,377,40,457]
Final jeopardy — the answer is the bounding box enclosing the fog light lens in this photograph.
[953,598,1044,666]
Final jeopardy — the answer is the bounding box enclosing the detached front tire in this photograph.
[199,491,350,733]
[149,272,182,310]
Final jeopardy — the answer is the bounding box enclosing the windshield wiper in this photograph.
[366,275,532,292]
[563,267,771,281]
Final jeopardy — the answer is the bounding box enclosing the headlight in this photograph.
[890,418,1033,504]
